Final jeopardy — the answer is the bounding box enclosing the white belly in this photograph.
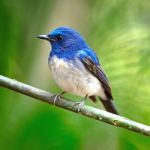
[49,56,106,99]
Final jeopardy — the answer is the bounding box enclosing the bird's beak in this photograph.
[37,34,56,42]
[37,35,49,41]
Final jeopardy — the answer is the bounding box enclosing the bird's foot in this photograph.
[52,91,66,105]
[74,95,88,112]
[74,100,85,112]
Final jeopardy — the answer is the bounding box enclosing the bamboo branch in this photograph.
[0,75,150,137]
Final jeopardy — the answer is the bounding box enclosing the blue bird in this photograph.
[37,26,118,114]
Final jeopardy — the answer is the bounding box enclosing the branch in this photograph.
[0,75,150,137]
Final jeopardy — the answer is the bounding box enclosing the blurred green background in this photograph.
[0,0,150,149]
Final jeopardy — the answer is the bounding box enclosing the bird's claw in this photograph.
[74,101,85,112]
[51,91,66,105]
[50,94,61,105]
[53,94,61,105]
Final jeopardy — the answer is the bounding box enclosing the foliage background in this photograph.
[0,0,150,149]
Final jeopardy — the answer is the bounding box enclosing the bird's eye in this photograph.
[56,35,63,41]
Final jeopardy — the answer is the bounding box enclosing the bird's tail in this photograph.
[99,97,119,115]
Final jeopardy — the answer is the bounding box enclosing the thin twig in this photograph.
[0,75,150,137]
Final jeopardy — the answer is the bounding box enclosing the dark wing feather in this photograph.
[81,57,113,100]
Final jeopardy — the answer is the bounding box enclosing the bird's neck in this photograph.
[49,48,78,61]
[49,43,89,60]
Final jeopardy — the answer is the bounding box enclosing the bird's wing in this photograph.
[78,49,113,100]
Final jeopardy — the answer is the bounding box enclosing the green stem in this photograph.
[0,75,150,137]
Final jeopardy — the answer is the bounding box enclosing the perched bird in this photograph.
[37,26,118,114]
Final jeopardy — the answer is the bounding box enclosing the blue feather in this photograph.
[48,26,100,66]
[77,48,100,66]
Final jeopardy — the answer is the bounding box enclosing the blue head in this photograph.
[37,26,89,56]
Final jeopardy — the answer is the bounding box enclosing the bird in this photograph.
[37,26,118,114]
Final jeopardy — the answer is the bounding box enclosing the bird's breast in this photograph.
[49,56,106,99]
